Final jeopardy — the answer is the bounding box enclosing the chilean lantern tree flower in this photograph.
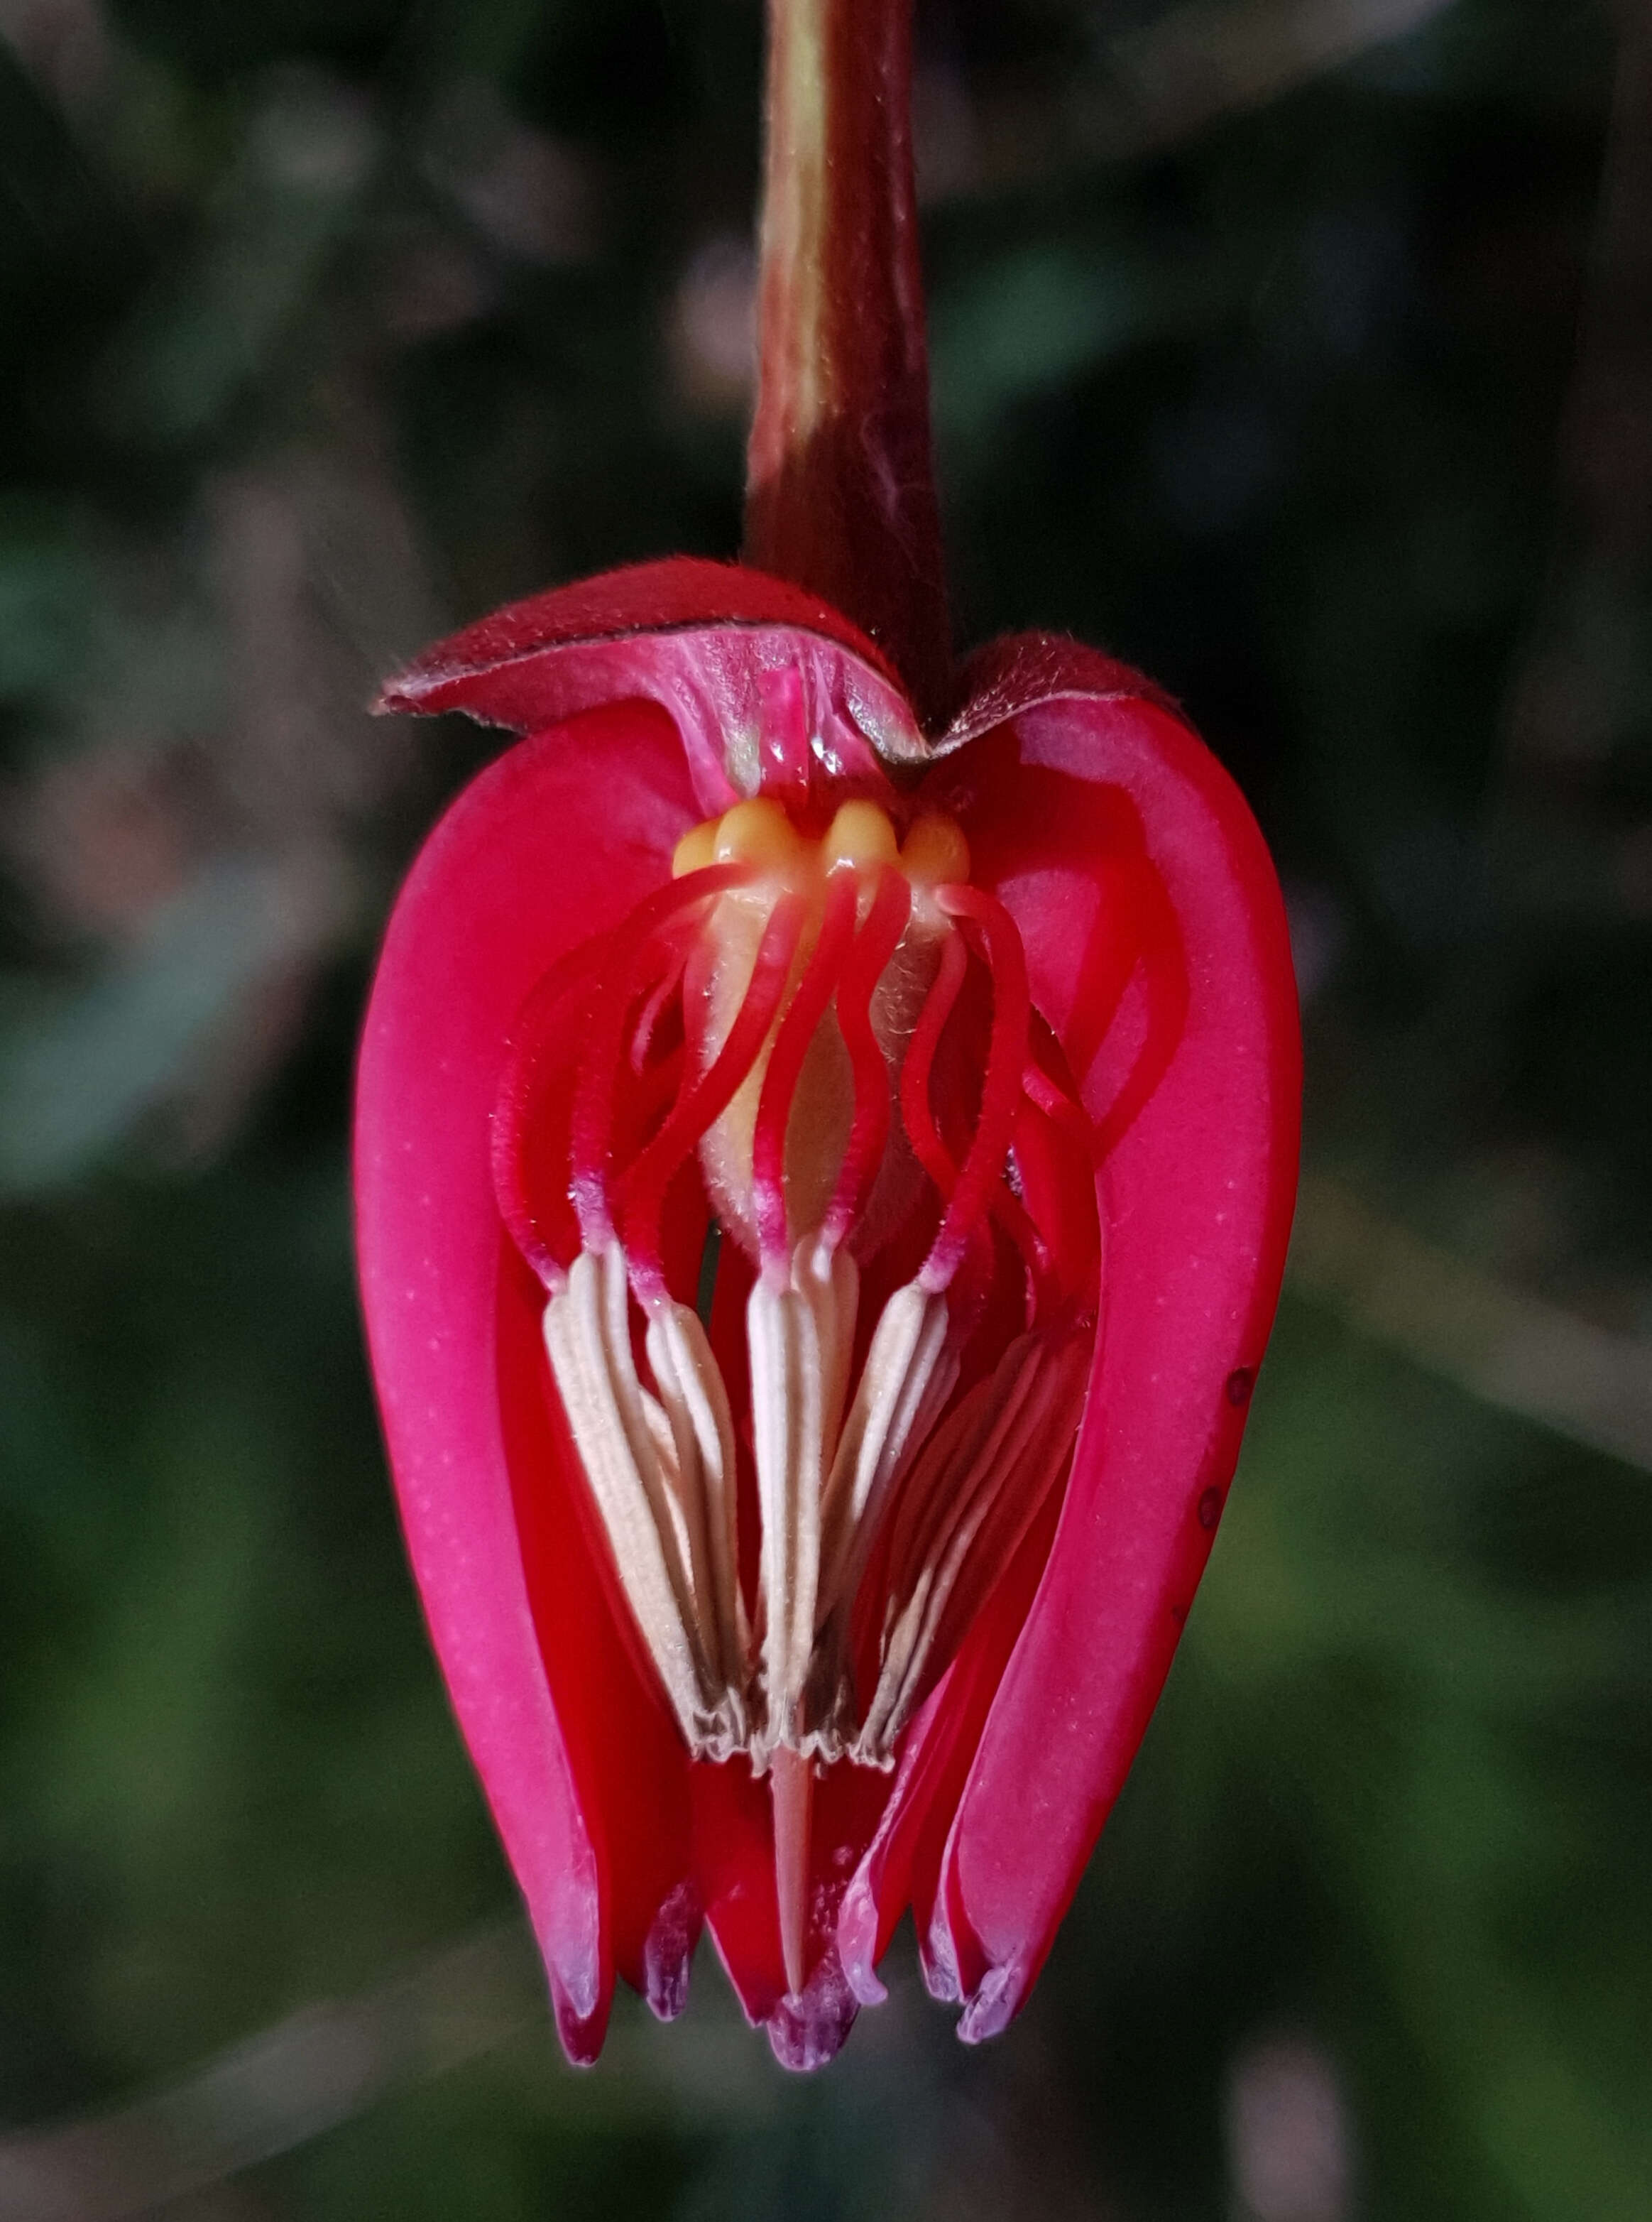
[355,0,1299,2070]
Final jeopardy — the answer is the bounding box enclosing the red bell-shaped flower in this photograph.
[353,0,1298,2071]
[355,557,1298,2065]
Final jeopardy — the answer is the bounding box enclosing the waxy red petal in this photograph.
[892,642,1301,2038]
[376,556,924,817]
[838,1484,1062,2007]
[355,699,706,2057]
[939,630,1185,753]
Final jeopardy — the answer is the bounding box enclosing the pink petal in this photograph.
[919,652,1301,2038]
[940,631,1186,755]
[837,1488,1061,2008]
[354,699,704,2061]
[376,557,924,816]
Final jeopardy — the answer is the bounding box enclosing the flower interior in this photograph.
[492,792,1100,1992]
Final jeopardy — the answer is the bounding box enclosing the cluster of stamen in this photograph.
[493,791,1097,1984]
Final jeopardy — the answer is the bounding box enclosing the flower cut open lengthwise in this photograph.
[354,555,1301,2069]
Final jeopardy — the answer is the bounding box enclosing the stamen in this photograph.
[568,864,751,1249]
[748,1261,822,1748]
[1022,1057,1090,1140]
[645,1300,748,1704]
[751,866,860,1275]
[620,892,807,1305]
[492,937,613,1290]
[625,1039,686,1144]
[517,795,1094,1847]
[882,1336,1042,1616]
[544,1243,751,1760]
[747,1237,858,1754]
[920,886,1032,1295]
[989,1173,1054,1327]
[899,929,968,1200]
[822,866,912,1250]
[1012,1056,1103,1308]
[912,1334,1087,1674]
[542,1246,715,1741]
[858,1324,1090,1760]
[814,1278,956,1637]
[630,950,688,1076]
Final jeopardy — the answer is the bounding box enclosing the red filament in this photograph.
[491,937,613,1288]
[619,891,808,1304]
[630,953,687,1077]
[823,867,912,1250]
[1022,1057,1091,1147]
[568,863,751,1249]
[899,930,968,1202]
[989,1175,1053,1326]
[921,886,1032,1295]
[496,827,1088,1344]
[751,865,860,1273]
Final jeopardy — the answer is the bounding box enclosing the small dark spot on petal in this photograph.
[1197,1486,1224,1531]
[1169,1603,1187,1625]
[1225,1366,1254,1407]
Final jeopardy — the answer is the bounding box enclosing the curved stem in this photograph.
[745,0,951,726]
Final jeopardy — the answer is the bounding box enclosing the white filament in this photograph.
[545,1238,1083,1770]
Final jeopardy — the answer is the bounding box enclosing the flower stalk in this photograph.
[745,0,951,727]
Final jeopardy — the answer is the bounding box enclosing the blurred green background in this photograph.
[2,0,1649,2216]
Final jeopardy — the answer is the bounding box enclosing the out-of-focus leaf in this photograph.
[97,67,375,445]
[0,523,99,702]
[0,859,317,1192]
[930,241,1169,447]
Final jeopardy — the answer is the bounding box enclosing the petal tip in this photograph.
[551,1978,612,2067]
[642,1883,702,2023]
[918,1920,962,2003]
[956,1959,1024,2046]
[765,1946,860,2072]
[836,1882,888,2008]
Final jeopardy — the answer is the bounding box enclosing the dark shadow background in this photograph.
[1,1,1649,2216]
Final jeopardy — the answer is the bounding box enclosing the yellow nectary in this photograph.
[674,796,968,891]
